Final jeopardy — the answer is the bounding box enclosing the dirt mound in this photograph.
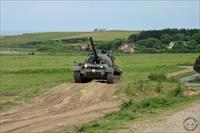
[0,82,120,133]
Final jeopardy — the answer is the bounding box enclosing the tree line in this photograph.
[2,28,199,53]
[127,28,200,53]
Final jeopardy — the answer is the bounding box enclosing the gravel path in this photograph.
[128,102,200,133]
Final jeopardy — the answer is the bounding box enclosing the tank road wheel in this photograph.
[106,73,114,84]
[74,72,82,83]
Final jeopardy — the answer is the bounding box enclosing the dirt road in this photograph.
[128,102,200,132]
[0,82,120,133]
[167,66,193,78]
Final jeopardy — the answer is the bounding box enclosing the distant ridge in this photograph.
[1,31,138,45]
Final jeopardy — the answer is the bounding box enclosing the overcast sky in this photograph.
[1,0,199,35]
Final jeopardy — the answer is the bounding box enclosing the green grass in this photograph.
[49,53,198,133]
[67,78,199,133]
[0,54,86,110]
[56,78,199,133]
[0,31,137,45]
[71,95,199,133]
[0,53,198,112]
[0,53,199,132]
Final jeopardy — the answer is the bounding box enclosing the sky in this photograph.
[1,0,199,35]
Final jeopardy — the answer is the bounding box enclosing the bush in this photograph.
[148,72,166,81]
[194,56,200,73]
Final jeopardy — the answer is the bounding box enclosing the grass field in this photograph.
[0,53,198,111]
[0,30,137,45]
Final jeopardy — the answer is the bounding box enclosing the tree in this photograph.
[172,41,185,49]
[186,40,198,49]
[161,33,172,44]
[194,56,200,73]
[192,32,200,44]
[172,33,185,41]
[127,34,138,42]
[135,37,163,50]
[97,39,125,50]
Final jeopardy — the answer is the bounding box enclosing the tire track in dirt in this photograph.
[0,82,120,133]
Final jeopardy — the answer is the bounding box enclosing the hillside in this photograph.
[1,29,199,53]
[0,30,137,45]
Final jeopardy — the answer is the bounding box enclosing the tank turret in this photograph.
[73,37,122,84]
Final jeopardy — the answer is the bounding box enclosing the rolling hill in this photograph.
[0,30,138,45]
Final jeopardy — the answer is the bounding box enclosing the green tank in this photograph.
[73,37,122,84]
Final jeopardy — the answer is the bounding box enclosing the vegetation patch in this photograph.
[193,56,200,73]
[0,101,16,111]
[128,29,200,53]
[72,93,198,133]
[148,72,167,81]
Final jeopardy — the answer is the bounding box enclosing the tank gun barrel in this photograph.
[89,37,99,63]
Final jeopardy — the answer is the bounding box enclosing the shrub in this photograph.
[148,72,166,81]
[194,56,200,73]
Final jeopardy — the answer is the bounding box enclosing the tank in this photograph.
[73,37,122,84]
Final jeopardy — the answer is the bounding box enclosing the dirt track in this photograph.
[128,102,200,132]
[167,66,193,78]
[0,82,120,133]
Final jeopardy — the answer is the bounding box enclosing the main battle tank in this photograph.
[73,37,122,84]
